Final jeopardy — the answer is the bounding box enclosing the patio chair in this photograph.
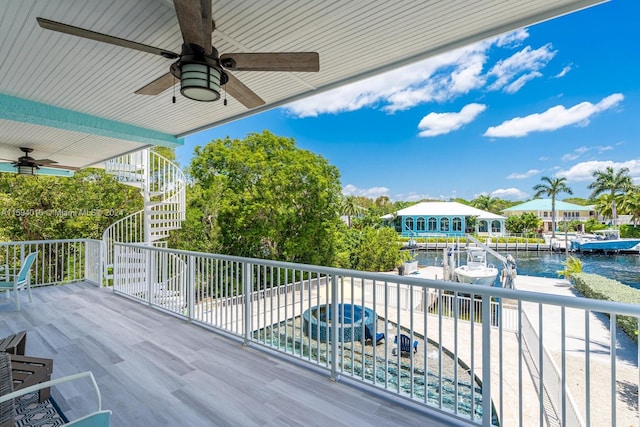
[392,334,418,356]
[0,353,13,427]
[0,363,111,427]
[0,251,38,311]
[364,325,385,345]
[0,330,26,355]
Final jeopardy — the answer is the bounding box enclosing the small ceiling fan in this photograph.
[36,0,320,108]
[0,147,77,175]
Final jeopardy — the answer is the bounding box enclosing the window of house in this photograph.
[404,217,414,230]
[440,217,449,231]
[428,217,437,231]
[491,220,501,233]
[452,217,462,232]
[479,220,488,232]
[416,217,425,231]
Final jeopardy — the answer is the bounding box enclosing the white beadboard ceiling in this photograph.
[0,0,605,172]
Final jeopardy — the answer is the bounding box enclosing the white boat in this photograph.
[454,248,499,286]
[570,229,640,253]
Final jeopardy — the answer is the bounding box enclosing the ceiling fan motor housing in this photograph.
[171,51,228,102]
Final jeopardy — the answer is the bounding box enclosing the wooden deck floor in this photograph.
[0,283,458,426]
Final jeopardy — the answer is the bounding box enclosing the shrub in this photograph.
[556,256,582,279]
[572,273,640,342]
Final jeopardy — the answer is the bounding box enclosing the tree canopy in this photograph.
[0,169,142,241]
[186,130,343,265]
[588,166,633,228]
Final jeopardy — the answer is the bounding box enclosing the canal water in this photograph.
[413,250,640,289]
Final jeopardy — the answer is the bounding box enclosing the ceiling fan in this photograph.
[0,147,77,175]
[36,0,320,108]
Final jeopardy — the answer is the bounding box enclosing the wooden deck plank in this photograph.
[0,283,456,426]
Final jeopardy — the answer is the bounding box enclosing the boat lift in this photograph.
[465,235,517,289]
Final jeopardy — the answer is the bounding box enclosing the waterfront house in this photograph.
[394,201,506,237]
[503,199,596,232]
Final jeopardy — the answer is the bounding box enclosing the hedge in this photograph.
[572,272,640,343]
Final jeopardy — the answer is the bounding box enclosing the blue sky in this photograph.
[177,0,640,202]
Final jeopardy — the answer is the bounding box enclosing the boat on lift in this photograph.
[454,247,499,286]
[570,229,640,253]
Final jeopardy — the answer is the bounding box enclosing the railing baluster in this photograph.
[611,312,617,424]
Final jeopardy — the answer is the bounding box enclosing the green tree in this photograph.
[618,186,640,226]
[533,176,573,237]
[340,226,405,272]
[471,194,498,213]
[0,169,141,241]
[188,131,343,265]
[505,213,542,236]
[340,196,364,228]
[588,166,633,229]
[168,182,222,254]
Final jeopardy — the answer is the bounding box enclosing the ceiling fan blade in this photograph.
[36,18,179,59]
[42,164,80,171]
[173,0,208,48]
[220,52,320,72]
[224,73,265,109]
[135,73,176,95]
[202,0,212,54]
[34,159,58,165]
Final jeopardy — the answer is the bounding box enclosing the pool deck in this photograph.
[408,266,639,427]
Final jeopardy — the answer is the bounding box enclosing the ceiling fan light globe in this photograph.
[180,62,221,102]
[16,164,37,175]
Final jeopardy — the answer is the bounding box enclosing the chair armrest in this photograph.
[0,371,102,412]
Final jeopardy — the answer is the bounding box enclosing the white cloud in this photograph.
[556,159,640,183]
[487,44,556,93]
[506,169,540,179]
[491,188,529,200]
[417,103,487,137]
[484,93,624,137]
[284,29,544,117]
[494,29,529,47]
[555,65,572,78]
[561,146,589,161]
[503,71,542,94]
[342,184,390,199]
[561,145,616,162]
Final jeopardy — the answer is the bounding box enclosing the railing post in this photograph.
[243,262,253,346]
[146,247,153,307]
[113,244,120,291]
[330,274,340,381]
[187,255,195,322]
[482,294,492,426]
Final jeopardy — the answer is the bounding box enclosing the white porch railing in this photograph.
[0,239,102,286]
[112,242,640,427]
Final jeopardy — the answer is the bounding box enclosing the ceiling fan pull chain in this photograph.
[223,85,228,106]
[172,76,176,104]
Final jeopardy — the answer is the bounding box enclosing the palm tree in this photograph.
[588,167,633,229]
[471,194,498,213]
[533,176,573,238]
[340,196,364,228]
[618,185,640,226]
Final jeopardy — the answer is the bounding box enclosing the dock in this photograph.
[409,266,639,427]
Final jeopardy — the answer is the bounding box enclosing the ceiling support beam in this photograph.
[0,94,183,148]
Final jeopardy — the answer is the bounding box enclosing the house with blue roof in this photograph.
[502,199,596,232]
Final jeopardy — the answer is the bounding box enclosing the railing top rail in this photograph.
[0,238,95,245]
[116,242,640,317]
